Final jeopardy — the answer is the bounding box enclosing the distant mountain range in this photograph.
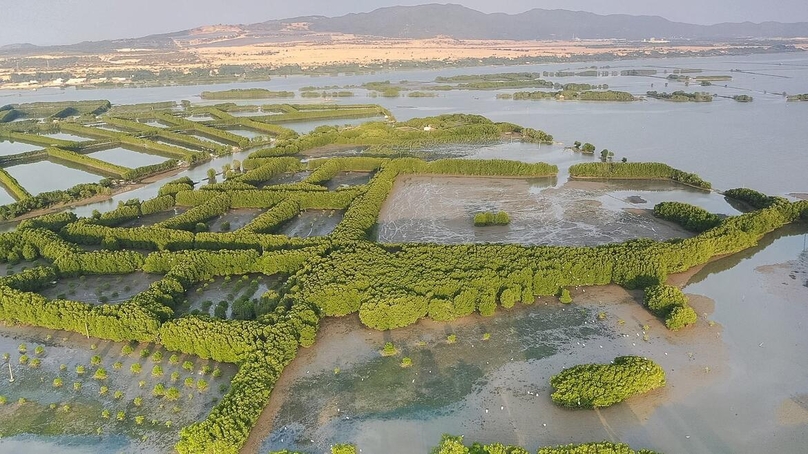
[288,4,808,40]
[3,3,807,55]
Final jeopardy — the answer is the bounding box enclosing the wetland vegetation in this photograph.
[0,99,805,453]
[549,356,666,409]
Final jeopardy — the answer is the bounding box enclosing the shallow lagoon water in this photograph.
[0,53,806,453]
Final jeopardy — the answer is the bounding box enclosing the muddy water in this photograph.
[253,223,808,454]
[260,171,311,188]
[38,272,161,305]
[226,129,268,140]
[279,210,344,237]
[183,274,281,318]
[324,171,373,190]
[377,176,736,246]
[207,208,264,232]
[120,208,188,228]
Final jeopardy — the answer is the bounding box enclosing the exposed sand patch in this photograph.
[778,395,808,426]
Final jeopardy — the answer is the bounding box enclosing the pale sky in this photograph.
[1,0,807,46]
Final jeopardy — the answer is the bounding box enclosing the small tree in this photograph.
[380,342,398,357]
[559,288,573,304]
[93,368,108,380]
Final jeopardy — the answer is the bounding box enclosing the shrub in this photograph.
[550,356,666,409]
[643,285,688,316]
[380,342,398,357]
[473,211,510,226]
[666,306,698,331]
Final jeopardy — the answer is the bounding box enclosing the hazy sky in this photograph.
[1,0,807,46]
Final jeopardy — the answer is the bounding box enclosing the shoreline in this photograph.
[568,175,714,192]
[1,45,805,92]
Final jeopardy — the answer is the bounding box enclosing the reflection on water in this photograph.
[6,161,100,193]
[87,147,168,168]
[0,139,41,156]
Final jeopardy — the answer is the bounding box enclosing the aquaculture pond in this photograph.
[278,210,344,238]
[5,161,99,193]
[87,148,168,169]
[181,274,283,318]
[283,118,376,135]
[41,132,92,142]
[207,208,264,232]
[377,176,738,246]
[0,189,15,207]
[0,325,236,453]
[259,171,311,188]
[225,129,269,140]
[323,171,373,190]
[118,208,188,228]
[0,139,41,157]
[38,273,161,305]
